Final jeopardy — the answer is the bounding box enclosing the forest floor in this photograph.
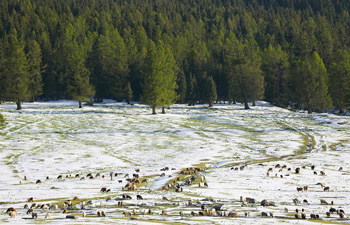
[0,101,350,224]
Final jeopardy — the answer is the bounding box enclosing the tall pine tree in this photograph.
[3,30,30,110]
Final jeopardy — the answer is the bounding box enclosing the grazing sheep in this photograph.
[106,196,112,202]
[204,182,208,187]
[295,213,299,218]
[261,199,270,207]
[63,209,68,213]
[137,195,143,200]
[32,212,38,219]
[326,212,331,218]
[246,197,256,204]
[49,204,58,210]
[293,198,300,205]
[320,199,328,205]
[162,209,166,215]
[261,212,268,217]
[179,211,184,217]
[301,212,306,219]
[339,212,345,218]
[303,199,309,204]
[45,213,51,219]
[36,179,41,184]
[303,186,308,191]
[162,196,169,201]
[9,211,16,218]
[295,168,300,174]
[314,171,317,175]
[297,187,304,192]
[6,207,16,213]
[310,214,317,219]
[100,187,107,192]
[324,186,330,191]
[339,167,343,171]
[199,211,206,216]
[320,171,326,176]
[24,204,28,209]
[329,208,337,214]
[27,209,34,214]
[66,215,78,219]
[337,209,345,215]
[27,197,34,202]
[311,165,315,170]
[270,212,274,218]
[229,211,240,217]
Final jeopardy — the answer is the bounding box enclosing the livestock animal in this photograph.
[261,212,268,217]
[297,187,304,192]
[137,195,143,200]
[321,199,329,205]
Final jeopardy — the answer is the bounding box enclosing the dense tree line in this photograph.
[0,0,350,113]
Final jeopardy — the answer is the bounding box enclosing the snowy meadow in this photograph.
[0,101,350,224]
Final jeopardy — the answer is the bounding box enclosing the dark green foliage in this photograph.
[328,50,350,112]
[0,113,5,128]
[292,52,332,113]
[0,0,349,112]
[27,40,43,102]
[141,40,177,114]
[2,30,30,109]
[262,45,290,107]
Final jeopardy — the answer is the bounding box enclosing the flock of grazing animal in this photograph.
[3,162,349,223]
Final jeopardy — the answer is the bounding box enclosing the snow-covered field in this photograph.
[0,101,350,224]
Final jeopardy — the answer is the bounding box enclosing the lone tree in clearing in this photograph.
[2,30,30,110]
[142,40,177,114]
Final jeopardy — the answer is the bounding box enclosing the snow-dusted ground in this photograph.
[0,100,350,224]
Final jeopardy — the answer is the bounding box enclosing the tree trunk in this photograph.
[152,106,156,114]
[307,105,312,114]
[16,99,22,110]
[244,101,250,109]
[252,100,256,106]
[79,101,82,108]
[209,100,213,107]
[162,107,165,114]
